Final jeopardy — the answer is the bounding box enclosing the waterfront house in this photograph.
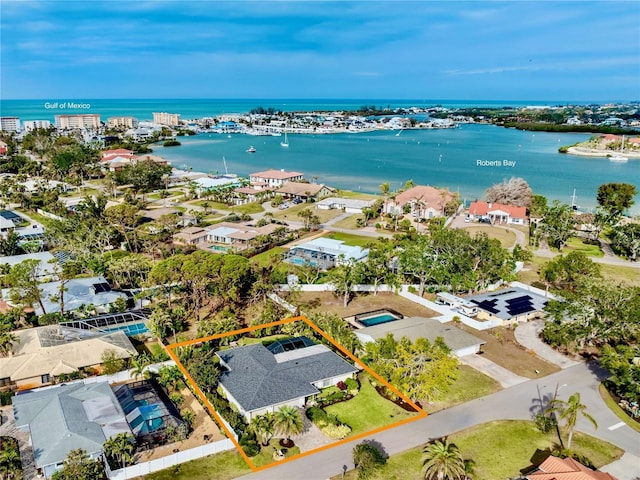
[354,316,485,358]
[467,201,528,225]
[249,169,304,188]
[275,182,334,202]
[316,197,375,214]
[205,222,282,252]
[0,325,136,390]
[384,185,458,220]
[283,237,368,270]
[12,382,133,478]
[216,337,358,421]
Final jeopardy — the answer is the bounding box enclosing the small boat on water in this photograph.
[610,135,628,163]
[280,132,289,148]
[246,146,256,153]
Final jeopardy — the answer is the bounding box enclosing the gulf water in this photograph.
[1,99,638,211]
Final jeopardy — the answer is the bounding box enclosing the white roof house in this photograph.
[284,237,369,270]
[0,251,58,278]
[315,197,375,214]
[12,382,133,478]
[1,276,129,316]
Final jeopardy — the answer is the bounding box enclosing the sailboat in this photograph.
[395,129,403,137]
[280,131,289,148]
[610,135,628,163]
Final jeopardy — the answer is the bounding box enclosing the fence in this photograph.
[272,283,502,331]
[105,438,236,480]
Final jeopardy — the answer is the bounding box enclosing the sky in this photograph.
[1,1,639,101]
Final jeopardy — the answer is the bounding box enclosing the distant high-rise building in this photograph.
[108,116,138,129]
[0,117,21,133]
[22,120,52,131]
[55,114,101,130]
[153,112,180,126]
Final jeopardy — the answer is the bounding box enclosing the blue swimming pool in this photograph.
[358,314,400,327]
[104,322,149,336]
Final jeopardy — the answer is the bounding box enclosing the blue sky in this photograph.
[1,1,639,101]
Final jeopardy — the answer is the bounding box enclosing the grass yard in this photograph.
[553,237,604,257]
[251,440,300,467]
[336,190,379,200]
[331,214,364,230]
[324,375,416,436]
[293,291,439,320]
[423,365,501,413]
[599,383,640,433]
[519,255,640,287]
[332,420,622,480]
[250,247,287,267]
[456,324,560,378]
[193,200,265,215]
[322,231,380,247]
[271,202,344,224]
[144,450,251,480]
[459,225,517,248]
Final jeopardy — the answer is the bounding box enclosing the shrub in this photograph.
[0,390,15,406]
[321,423,351,439]
[241,441,260,457]
[169,392,184,407]
[345,377,358,391]
[337,381,347,391]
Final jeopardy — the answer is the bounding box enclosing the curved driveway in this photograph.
[239,362,639,480]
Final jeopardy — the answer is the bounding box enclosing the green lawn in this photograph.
[324,375,416,436]
[599,383,640,433]
[554,237,604,257]
[331,214,365,230]
[334,190,379,200]
[251,440,300,467]
[144,450,251,480]
[322,232,380,247]
[423,365,502,413]
[461,225,517,248]
[271,203,343,224]
[333,420,623,480]
[250,247,287,267]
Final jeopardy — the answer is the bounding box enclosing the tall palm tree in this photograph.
[103,432,136,469]
[273,406,303,444]
[249,413,275,446]
[422,438,466,480]
[547,392,597,449]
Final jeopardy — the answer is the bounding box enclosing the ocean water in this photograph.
[157,124,639,212]
[1,98,583,121]
[1,98,638,211]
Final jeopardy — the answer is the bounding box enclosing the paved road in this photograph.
[238,362,640,480]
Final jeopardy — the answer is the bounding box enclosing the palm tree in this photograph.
[148,308,173,342]
[0,441,22,480]
[422,438,466,480]
[249,413,275,446]
[0,328,19,357]
[103,432,136,469]
[547,392,597,449]
[129,354,151,380]
[273,406,303,445]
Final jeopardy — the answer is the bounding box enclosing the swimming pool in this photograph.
[104,322,149,336]
[358,313,401,327]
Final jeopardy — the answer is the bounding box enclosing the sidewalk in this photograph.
[600,452,640,480]
[458,354,529,388]
[514,320,580,369]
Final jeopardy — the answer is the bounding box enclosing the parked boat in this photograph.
[280,132,289,148]
[246,146,256,153]
[610,135,628,163]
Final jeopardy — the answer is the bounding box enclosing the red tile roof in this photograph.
[102,148,134,157]
[527,456,617,480]
[469,201,528,219]
[392,185,456,210]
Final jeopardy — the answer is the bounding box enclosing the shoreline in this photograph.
[566,146,640,159]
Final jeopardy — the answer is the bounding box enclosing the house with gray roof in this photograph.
[354,316,485,357]
[283,237,369,271]
[12,381,132,478]
[216,337,358,421]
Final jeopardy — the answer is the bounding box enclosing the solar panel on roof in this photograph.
[92,282,111,293]
[506,295,532,305]
[507,304,536,316]
[0,210,22,222]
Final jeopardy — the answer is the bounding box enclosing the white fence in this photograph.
[36,208,63,221]
[273,283,502,331]
[105,438,236,480]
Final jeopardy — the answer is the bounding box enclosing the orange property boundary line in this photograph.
[165,315,427,473]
